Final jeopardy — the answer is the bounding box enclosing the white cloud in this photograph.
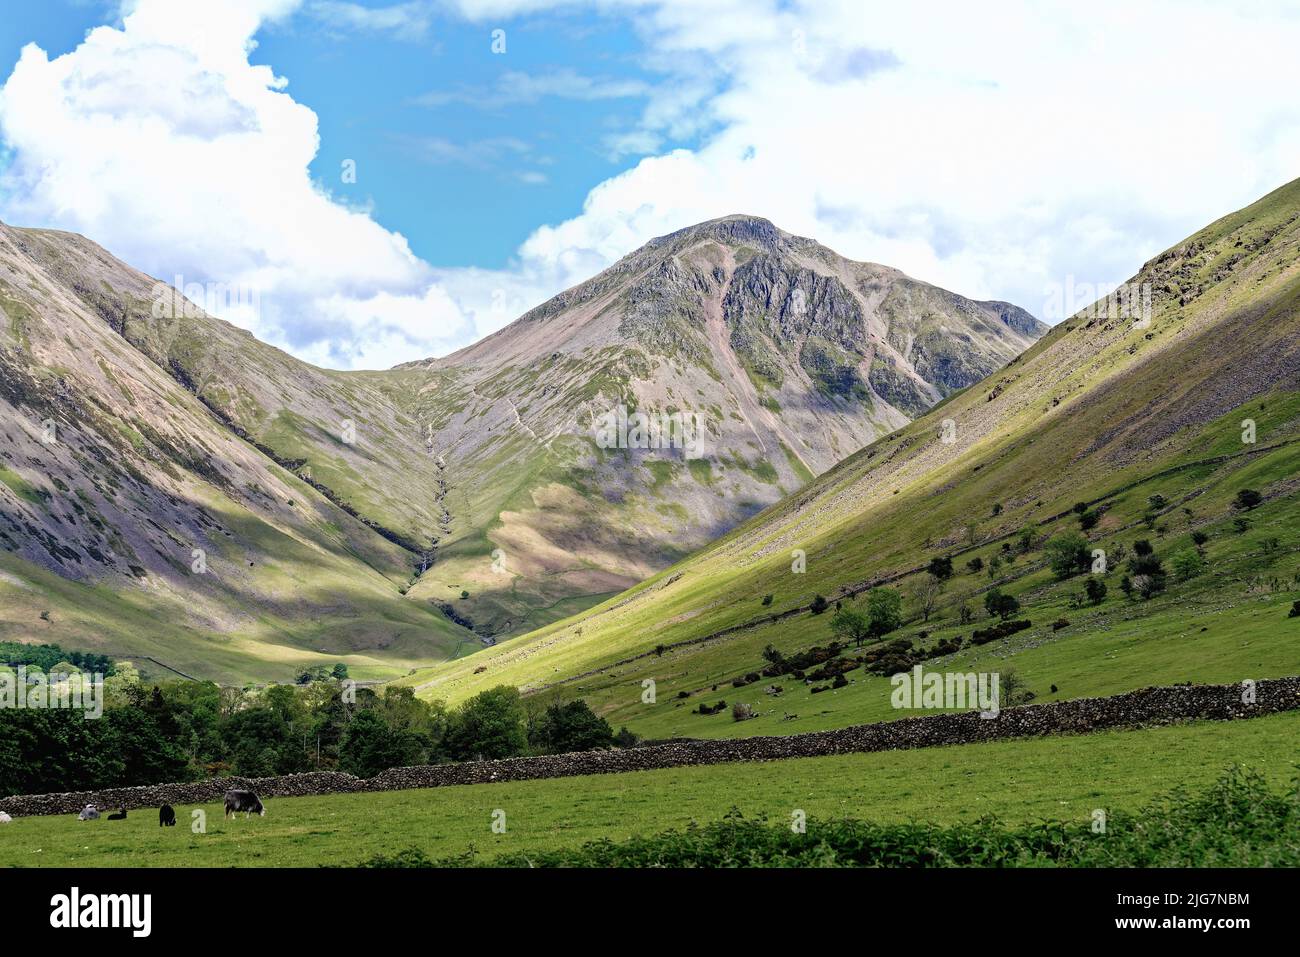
[0,0,487,369]
[415,67,649,108]
[3,0,1300,373]
[307,1,435,40]
[501,0,1300,320]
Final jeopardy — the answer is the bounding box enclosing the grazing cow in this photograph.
[78,805,100,821]
[159,804,176,827]
[0,812,11,824]
[107,807,127,820]
[224,789,265,818]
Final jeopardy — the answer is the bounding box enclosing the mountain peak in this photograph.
[646,214,786,252]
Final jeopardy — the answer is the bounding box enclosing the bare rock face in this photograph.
[0,214,1044,672]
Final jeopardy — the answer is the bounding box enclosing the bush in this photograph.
[809,594,829,615]
[983,588,1020,620]
[1233,489,1263,511]
[445,686,528,761]
[732,702,754,722]
[761,594,773,606]
[1084,578,1107,605]
[1045,532,1091,580]
[528,699,615,754]
[1171,548,1205,582]
[927,556,954,580]
[966,557,984,573]
[1191,530,1209,546]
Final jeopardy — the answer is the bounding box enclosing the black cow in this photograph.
[224,789,265,818]
[159,804,176,827]
[106,807,127,820]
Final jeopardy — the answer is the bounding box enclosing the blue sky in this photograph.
[1,1,1299,369]
[0,0,684,271]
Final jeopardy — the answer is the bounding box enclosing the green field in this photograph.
[3,711,1296,867]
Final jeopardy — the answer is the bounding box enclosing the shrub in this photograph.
[966,557,984,573]
[1045,532,1091,580]
[983,588,1020,620]
[1191,530,1209,546]
[1084,577,1107,605]
[761,594,773,606]
[732,701,754,722]
[863,587,904,639]
[445,686,529,761]
[809,594,829,615]
[1171,548,1205,582]
[927,556,954,580]
[1233,489,1263,511]
[1078,509,1100,531]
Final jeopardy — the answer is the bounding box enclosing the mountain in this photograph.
[0,222,470,683]
[405,179,1300,738]
[391,215,1044,635]
[0,214,1044,676]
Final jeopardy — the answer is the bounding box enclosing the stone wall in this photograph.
[3,676,1295,818]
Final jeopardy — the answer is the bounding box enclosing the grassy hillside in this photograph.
[3,710,1295,867]
[404,178,1300,735]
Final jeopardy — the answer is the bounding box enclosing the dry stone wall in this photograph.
[3,676,1296,817]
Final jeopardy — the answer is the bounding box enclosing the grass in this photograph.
[366,768,1300,867]
[2,710,1295,867]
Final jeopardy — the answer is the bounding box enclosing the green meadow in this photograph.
[3,710,1296,868]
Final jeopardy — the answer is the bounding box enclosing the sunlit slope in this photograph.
[407,177,1300,712]
[0,223,470,682]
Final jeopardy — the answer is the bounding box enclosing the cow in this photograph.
[224,789,265,818]
[78,805,100,821]
[106,807,127,820]
[159,804,176,827]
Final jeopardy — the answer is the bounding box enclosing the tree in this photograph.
[1045,532,1091,580]
[339,709,426,778]
[809,594,829,615]
[829,606,872,647]
[966,556,984,574]
[1171,548,1205,581]
[1016,525,1038,554]
[927,556,954,581]
[446,686,528,760]
[1233,489,1262,511]
[1126,550,1167,599]
[1078,509,1100,531]
[863,588,904,639]
[914,576,944,623]
[1084,578,1107,605]
[330,663,349,681]
[528,700,615,754]
[984,588,1020,620]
